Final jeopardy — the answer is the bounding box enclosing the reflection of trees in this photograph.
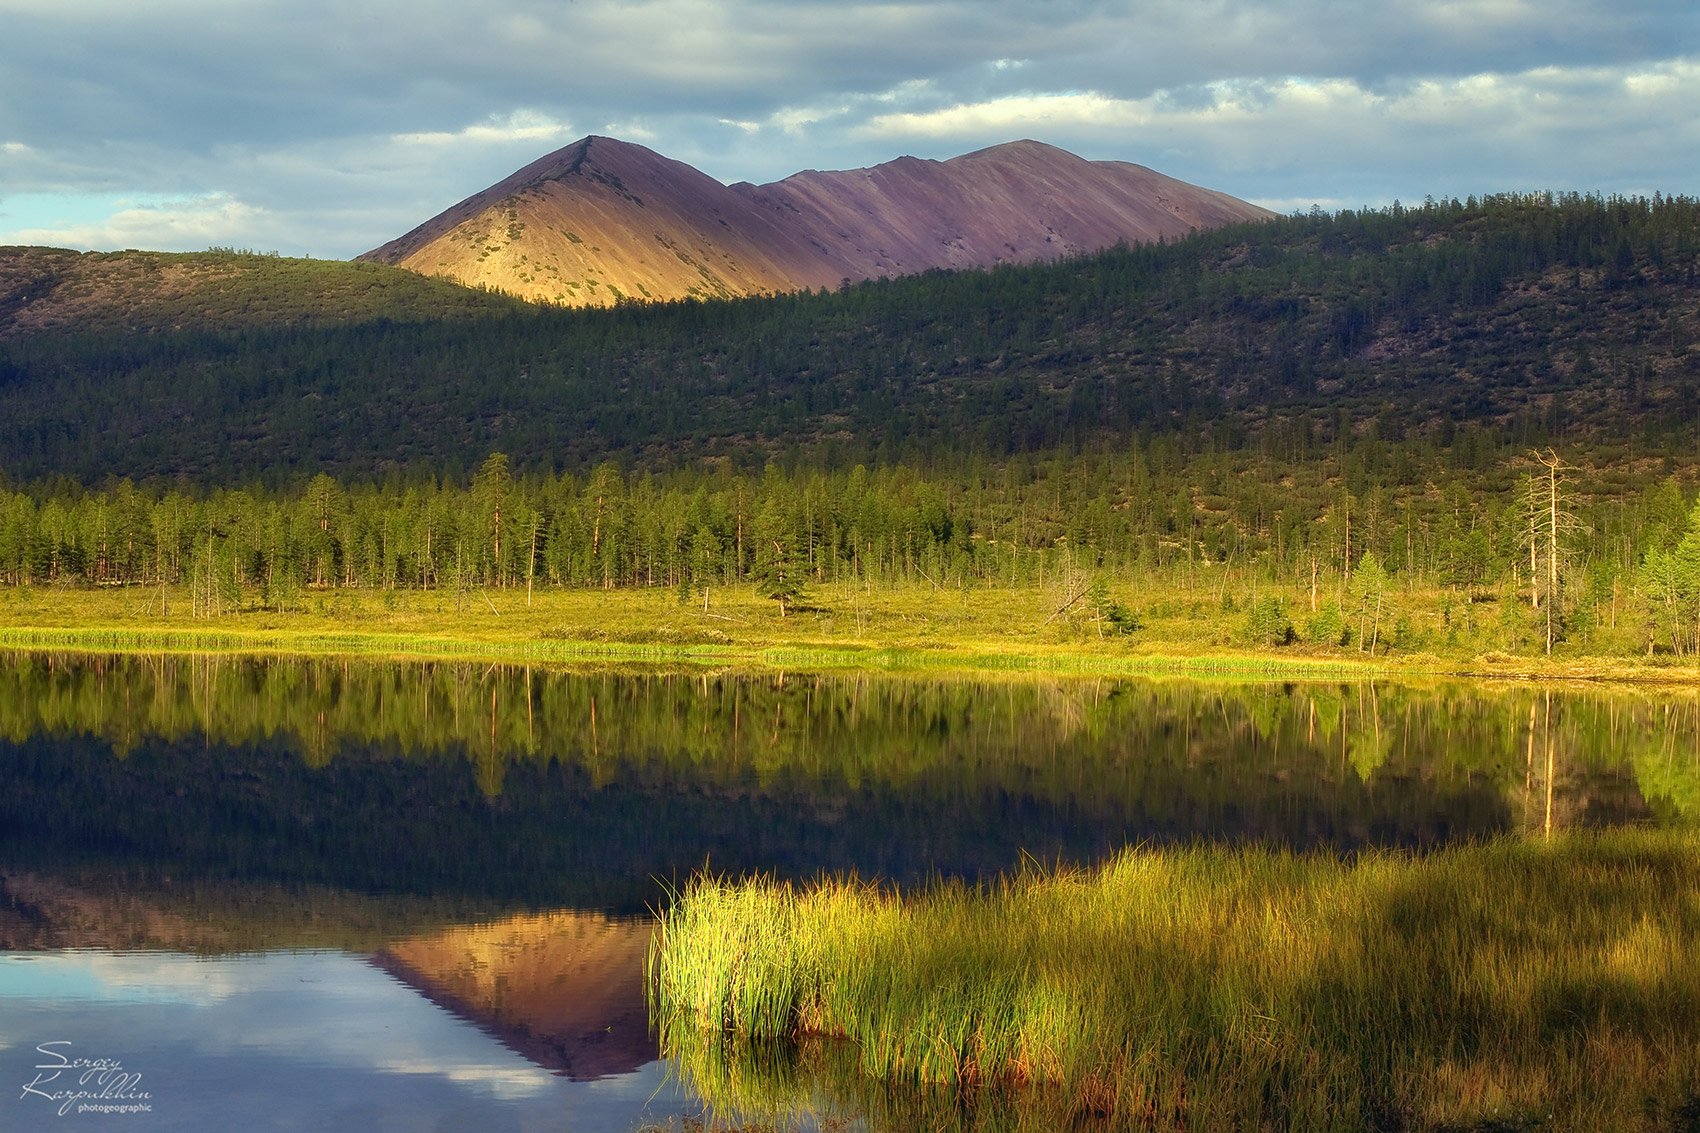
[0,653,1687,910]
[1,653,1685,829]
[0,654,1536,824]
[1503,690,1699,834]
[1625,696,1700,825]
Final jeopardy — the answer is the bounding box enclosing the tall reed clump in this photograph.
[650,832,1700,1132]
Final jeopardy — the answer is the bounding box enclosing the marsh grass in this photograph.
[0,584,1408,680]
[651,833,1700,1132]
[9,582,1700,683]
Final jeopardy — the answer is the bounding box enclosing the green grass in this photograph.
[0,583,1400,679]
[650,832,1700,1132]
[11,581,1695,684]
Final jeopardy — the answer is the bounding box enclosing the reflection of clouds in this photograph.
[0,951,557,1100]
[378,1059,555,1099]
[0,952,243,1007]
[0,948,698,1131]
[191,953,561,1099]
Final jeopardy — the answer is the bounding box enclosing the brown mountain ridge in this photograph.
[359,136,1274,307]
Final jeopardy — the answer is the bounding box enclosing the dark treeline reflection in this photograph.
[1,652,1694,911]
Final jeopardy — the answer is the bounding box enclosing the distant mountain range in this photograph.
[358,135,1275,306]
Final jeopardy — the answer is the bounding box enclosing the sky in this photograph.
[2,0,1697,260]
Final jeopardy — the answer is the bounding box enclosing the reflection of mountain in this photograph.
[0,866,659,1081]
[0,869,221,951]
[0,868,493,952]
[373,911,654,1080]
[0,864,656,1075]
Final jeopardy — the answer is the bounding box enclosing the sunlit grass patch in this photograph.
[6,581,1700,683]
[651,832,1700,1132]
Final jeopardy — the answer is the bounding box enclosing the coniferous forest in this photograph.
[4,192,1700,659]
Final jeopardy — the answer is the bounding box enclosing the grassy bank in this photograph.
[5,582,1700,683]
[650,832,1700,1132]
[0,583,1389,677]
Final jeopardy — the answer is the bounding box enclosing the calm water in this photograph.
[1,652,1695,1130]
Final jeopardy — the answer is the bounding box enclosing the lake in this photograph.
[1,651,1694,1130]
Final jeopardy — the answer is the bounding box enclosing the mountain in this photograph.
[732,138,1272,282]
[358,135,1275,306]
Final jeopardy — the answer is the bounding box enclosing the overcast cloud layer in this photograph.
[2,0,1697,258]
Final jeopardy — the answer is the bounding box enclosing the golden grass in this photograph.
[7,581,1697,684]
[651,832,1700,1132]
[0,583,1385,677]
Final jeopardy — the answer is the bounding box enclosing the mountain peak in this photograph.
[479,134,690,194]
[963,138,1063,157]
[361,138,1273,306]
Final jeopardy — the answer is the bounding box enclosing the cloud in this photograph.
[392,110,576,148]
[1,1,1695,256]
[4,193,269,252]
[855,91,1148,140]
[848,57,1700,198]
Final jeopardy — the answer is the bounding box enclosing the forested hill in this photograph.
[0,246,527,338]
[2,192,1698,484]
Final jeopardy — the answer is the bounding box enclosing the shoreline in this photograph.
[1,582,1697,684]
[3,618,1698,687]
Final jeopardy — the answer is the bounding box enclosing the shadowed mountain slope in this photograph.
[360,135,1274,306]
[733,138,1274,281]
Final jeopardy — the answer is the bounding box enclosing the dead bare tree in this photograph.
[1525,449,1587,655]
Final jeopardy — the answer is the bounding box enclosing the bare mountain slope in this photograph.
[361,136,848,305]
[732,139,1275,280]
[362,136,1273,306]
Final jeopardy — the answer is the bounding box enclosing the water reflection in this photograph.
[0,868,681,1129]
[4,653,1693,916]
[376,911,654,1080]
[3,650,1699,1130]
[0,949,692,1133]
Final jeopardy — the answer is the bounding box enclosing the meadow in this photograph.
[4,581,1696,684]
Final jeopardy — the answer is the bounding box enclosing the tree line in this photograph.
[6,439,1700,656]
